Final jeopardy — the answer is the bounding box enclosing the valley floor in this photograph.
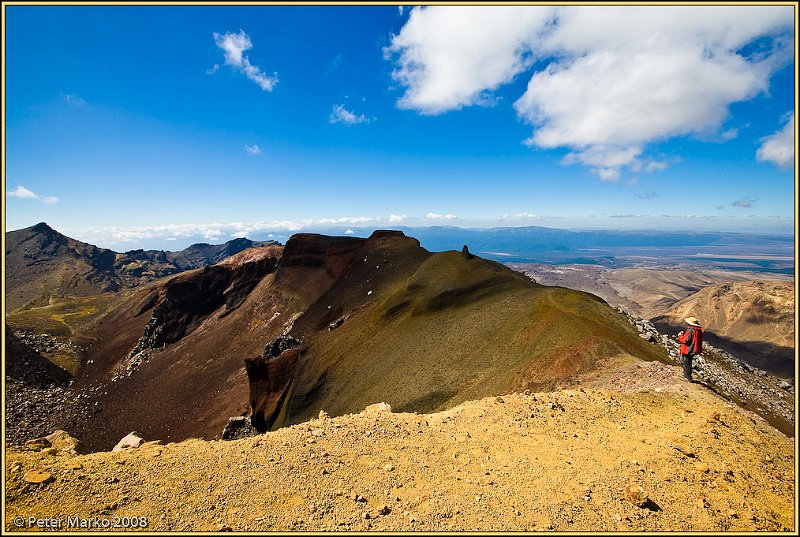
[4,360,795,532]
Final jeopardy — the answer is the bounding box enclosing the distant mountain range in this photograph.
[5,222,279,312]
[285,225,796,272]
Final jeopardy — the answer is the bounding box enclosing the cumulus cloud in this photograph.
[426,212,457,220]
[388,214,407,223]
[756,113,794,167]
[344,229,355,235]
[213,30,278,91]
[7,185,59,204]
[244,144,262,155]
[386,7,554,114]
[329,104,371,125]
[387,6,793,177]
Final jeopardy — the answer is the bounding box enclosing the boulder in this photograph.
[364,402,392,413]
[112,431,145,452]
[44,430,86,454]
[222,416,256,440]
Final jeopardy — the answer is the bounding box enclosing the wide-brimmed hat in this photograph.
[684,317,701,326]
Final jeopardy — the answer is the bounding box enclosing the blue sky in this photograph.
[4,5,796,250]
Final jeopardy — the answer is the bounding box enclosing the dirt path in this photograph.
[5,361,794,532]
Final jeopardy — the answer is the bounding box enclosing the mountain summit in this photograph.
[4,223,278,312]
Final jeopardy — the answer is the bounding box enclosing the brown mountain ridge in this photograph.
[6,230,665,451]
[4,222,279,312]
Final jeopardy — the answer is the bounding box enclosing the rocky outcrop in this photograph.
[4,326,89,446]
[124,252,280,373]
[245,336,304,432]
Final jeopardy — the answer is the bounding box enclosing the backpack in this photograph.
[684,327,703,355]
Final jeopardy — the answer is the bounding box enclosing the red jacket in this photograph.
[679,326,703,356]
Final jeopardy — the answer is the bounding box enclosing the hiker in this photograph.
[678,316,703,382]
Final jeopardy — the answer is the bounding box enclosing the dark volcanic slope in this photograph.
[25,231,667,451]
[4,223,278,312]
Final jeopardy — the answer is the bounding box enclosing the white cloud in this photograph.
[756,114,794,168]
[206,64,220,75]
[344,229,355,235]
[203,229,223,241]
[329,104,371,125]
[388,6,793,177]
[388,214,407,223]
[213,30,278,92]
[386,6,555,115]
[7,185,59,204]
[595,168,621,182]
[244,144,262,155]
[502,212,540,219]
[68,217,390,246]
[8,186,39,199]
[317,216,373,225]
[426,212,457,220]
[644,161,668,173]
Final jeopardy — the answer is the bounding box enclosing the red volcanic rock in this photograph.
[246,344,303,431]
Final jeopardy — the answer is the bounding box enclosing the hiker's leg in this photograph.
[683,355,693,381]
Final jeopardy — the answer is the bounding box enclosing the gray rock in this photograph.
[222,416,256,440]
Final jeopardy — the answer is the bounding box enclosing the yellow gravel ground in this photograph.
[5,360,795,532]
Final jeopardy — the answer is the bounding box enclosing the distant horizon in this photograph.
[4,6,795,247]
[8,219,795,254]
